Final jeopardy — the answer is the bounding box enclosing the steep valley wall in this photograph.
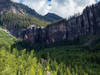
[18,2,100,44]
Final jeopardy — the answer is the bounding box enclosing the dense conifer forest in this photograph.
[0,30,100,75]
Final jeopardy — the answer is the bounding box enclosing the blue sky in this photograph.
[12,0,100,18]
[19,0,23,3]
[48,0,51,2]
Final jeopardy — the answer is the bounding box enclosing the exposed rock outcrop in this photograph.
[21,2,100,44]
[0,0,25,15]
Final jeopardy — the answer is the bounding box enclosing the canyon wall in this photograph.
[21,2,100,44]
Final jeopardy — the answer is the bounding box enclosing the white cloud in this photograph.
[12,0,98,18]
[22,0,46,12]
[38,0,52,15]
[50,0,96,18]
[11,0,19,3]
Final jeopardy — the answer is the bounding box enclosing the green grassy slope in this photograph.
[0,30,17,49]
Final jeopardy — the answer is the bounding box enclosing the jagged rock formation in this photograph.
[21,2,100,44]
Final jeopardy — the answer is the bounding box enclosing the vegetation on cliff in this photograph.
[0,13,49,28]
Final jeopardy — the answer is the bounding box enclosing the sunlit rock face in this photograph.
[21,2,100,44]
[0,0,25,15]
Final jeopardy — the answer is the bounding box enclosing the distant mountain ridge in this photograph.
[0,0,62,22]
[44,13,62,22]
[13,3,62,22]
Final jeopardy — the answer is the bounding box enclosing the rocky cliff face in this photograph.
[21,2,100,44]
[0,0,25,15]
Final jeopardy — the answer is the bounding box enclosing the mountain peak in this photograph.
[44,13,62,21]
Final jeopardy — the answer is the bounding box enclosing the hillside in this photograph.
[0,28,100,75]
[0,0,63,37]
[0,0,50,26]
[0,29,16,49]
[13,3,62,22]
[37,41,100,75]
[0,13,49,27]
[0,0,62,25]
[0,28,90,75]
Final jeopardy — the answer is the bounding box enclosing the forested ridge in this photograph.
[0,13,49,28]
